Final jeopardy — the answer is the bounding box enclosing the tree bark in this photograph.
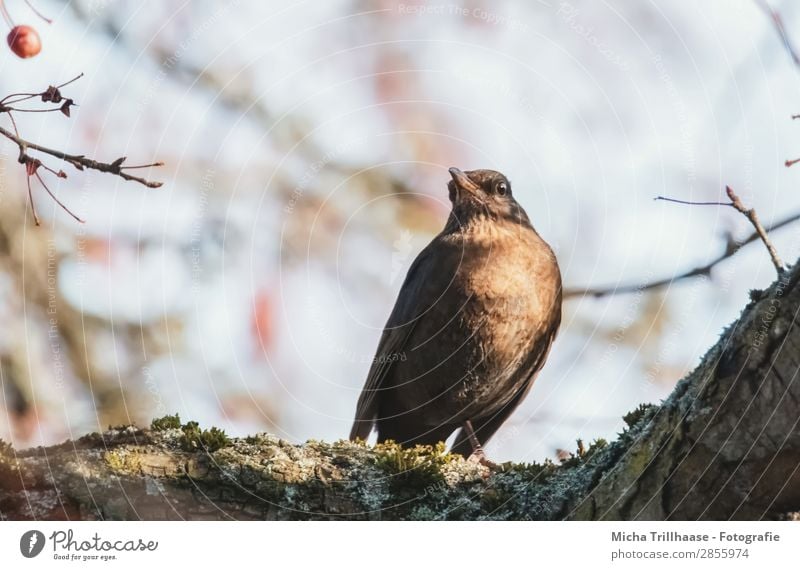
[2,262,800,521]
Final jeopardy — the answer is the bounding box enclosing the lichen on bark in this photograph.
[2,262,800,520]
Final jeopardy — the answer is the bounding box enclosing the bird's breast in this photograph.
[440,229,561,409]
[456,227,558,318]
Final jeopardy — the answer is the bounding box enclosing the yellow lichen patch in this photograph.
[103,449,141,473]
[104,448,184,478]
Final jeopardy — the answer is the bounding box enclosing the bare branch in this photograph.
[653,196,730,206]
[34,172,85,223]
[25,175,39,226]
[754,2,800,168]
[565,199,797,299]
[655,188,784,273]
[0,124,164,188]
[0,1,13,28]
[656,186,786,276]
[2,74,84,106]
[0,74,163,224]
[755,0,800,67]
[23,0,52,24]
[653,196,729,207]
[724,185,784,273]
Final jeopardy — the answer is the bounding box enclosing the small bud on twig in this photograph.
[0,73,163,224]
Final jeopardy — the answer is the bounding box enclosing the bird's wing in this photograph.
[449,316,561,456]
[349,242,441,440]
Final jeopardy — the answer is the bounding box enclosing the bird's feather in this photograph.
[349,243,439,440]
[449,314,560,456]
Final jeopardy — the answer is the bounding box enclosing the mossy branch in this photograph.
[3,263,800,520]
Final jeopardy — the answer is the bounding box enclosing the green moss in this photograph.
[624,444,653,476]
[623,403,655,429]
[373,440,455,492]
[150,413,181,431]
[0,438,10,456]
[179,420,230,452]
[498,458,557,481]
[587,438,608,455]
[555,438,610,469]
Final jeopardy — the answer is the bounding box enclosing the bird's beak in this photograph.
[448,167,481,197]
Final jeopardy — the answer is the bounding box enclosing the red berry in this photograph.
[7,25,41,59]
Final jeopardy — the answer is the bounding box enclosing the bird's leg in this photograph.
[462,420,497,468]
[463,419,484,457]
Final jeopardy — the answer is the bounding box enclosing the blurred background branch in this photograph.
[755,0,800,67]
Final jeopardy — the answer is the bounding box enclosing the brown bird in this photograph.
[350,168,562,461]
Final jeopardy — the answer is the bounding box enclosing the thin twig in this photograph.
[1,74,84,105]
[724,185,784,272]
[7,111,20,137]
[755,2,800,167]
[756,1,800,167]
[23,0,51,24]
[120,162,164,170]
[0,125,163,188]
[654,196,729,207]
[654,189,784,273]
[755,0,800,67]
[4,107,70,113]
[25,175,39,226]
[0,73,162,224]
[565,197,796,299]
[0,0,14,28]
[54,73,84,90]
[35,172,84,223]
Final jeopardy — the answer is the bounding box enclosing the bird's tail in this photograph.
[448,427,472,457]
[349,418,373,441]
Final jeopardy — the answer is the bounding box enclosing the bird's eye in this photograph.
[496,181,508,196]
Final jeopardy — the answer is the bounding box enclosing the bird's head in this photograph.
[447,167,526,224]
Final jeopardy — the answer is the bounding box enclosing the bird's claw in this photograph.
[467,450,499,470]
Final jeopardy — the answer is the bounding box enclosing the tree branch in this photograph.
[653,188,785,274]
[755,0,800,68]
[723,185,785,272]
[565,205,799,299]
[0,74,163,225]
[3,261,800,520]
[1,124,164,188]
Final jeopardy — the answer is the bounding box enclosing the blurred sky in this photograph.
[1,0,800,462]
